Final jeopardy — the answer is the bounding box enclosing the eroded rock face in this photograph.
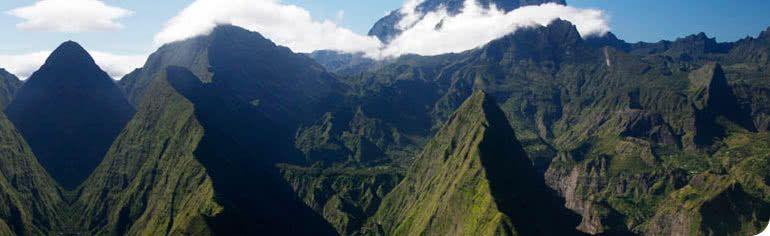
[616,110,680,146]
[545,151,692,235]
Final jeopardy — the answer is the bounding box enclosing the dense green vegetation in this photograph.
[72,69,220,235]
[0,15,768,235]
[0,104,63,235]
[306,20,770,235]
[364,91,580,236]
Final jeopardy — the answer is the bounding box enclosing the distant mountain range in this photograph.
[0,1,768,235]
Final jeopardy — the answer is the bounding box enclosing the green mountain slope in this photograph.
[0,112,64,235]
[367,91,580,236]
[308,20,770,235]
[279,165,402,235]
[73,68,220,235]
[77,64,338,235]
[78,25,341,235]
[0,19,765,235]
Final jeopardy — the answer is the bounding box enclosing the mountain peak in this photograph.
[371,88,580,235]
[457,90,496,115]
[548,18,582,38]
[210,24,270,42]
[480,19,585,62]
[44,41,96,68]
[5,40,135,189]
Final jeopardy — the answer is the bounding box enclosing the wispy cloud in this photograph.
[7,0,133,32]
[0,51,146,79]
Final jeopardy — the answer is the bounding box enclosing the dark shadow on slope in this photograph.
[694,64,756,146]
[166,67,337,235]
[478,95,585,236]
[4,41,135,189]
[700,184,770,235]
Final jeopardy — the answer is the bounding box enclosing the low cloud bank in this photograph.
[0,51,146,79]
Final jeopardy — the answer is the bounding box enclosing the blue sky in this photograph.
[0,0,769,78]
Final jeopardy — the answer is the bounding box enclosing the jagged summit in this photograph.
[4,41,135,189]
[479,19,592,63]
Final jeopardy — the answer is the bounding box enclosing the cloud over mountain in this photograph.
[381,2,609,57]
[154,0,383,54]
[156,0,608,59]
[7,0,133,32]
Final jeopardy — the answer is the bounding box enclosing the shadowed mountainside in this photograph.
[4,42,134,189]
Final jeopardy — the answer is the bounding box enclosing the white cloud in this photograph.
[155,0,608,59]
[0,52,50,79]
[154,0,383,54]
[89,52,147,79]
[379,2,609,57]
[7,0,132,32]
[397,0,428,30]
[0,51,146,79]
